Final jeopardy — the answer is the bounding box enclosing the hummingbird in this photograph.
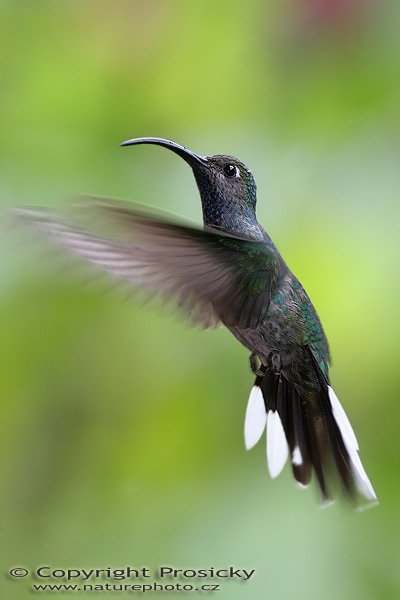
[15,137,377,507]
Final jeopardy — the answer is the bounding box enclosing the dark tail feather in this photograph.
[303,399,331,502]
[244,355,377,507]
[290,388,312,489]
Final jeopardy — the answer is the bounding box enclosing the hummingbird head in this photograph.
[121,137,260,238]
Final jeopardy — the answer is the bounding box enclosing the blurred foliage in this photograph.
[1,1,400,599]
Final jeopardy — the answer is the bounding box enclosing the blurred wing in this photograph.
[13,198,279,330]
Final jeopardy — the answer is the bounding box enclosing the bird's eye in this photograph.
[223,163,239,178]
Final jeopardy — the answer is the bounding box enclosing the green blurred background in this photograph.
[1,1,399,598]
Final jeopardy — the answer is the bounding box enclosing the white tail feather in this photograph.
[244,386,267,450]
[328,386,377,501]
[292,446,303,466]
[348,446,377,501]
[328,386,359,450]
[266,410,289,478]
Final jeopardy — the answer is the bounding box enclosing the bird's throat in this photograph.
[199,192,261,239]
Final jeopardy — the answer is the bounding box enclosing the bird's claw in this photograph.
[250,353,265,377]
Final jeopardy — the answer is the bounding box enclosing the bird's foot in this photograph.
[249,353,265,377]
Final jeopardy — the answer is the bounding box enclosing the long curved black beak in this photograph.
[120,137,208,168]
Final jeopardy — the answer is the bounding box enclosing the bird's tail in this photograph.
[244,353,377,507]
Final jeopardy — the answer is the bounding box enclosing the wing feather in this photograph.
[12,198,279,330]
